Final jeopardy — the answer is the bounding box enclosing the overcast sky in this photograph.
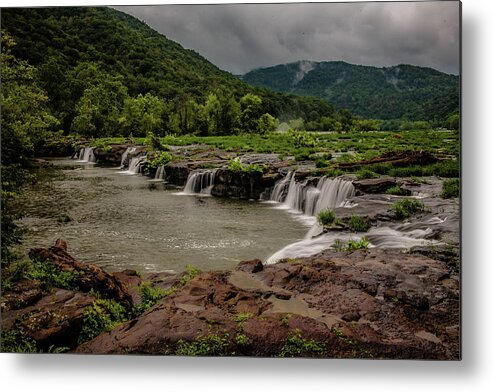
[114,1,460,75]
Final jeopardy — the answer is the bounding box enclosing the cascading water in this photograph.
[119,156,147,175]
[269,172,355,217]
[266,219,444,264]
[120,147,137,168]
[76,147,96,164]
[265,171,446,264]
[181,169,217,195]
[270,171,294,202]
[154,166,166,181]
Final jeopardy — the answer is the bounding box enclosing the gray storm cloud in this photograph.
[114,1,460,75]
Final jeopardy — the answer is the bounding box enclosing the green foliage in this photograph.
[331,238,370,251]
[345,238,370,251]
[175,333,230,356]
[227,157,265,174]
[392,198,426,220]
[243,60,459,123]
[1,328,38,353]
[355,169,379,179]
[148,151,173,169]
[280,313,292,326]
[234,333,250,347]
[279,329,326,358]
[347,215,369,232]
[233,313,253,323]
[386,185,411,196]
[78,299,128,344]
[119,93,168,137]
[317,209,336,227]
[144,131,168,151]
[179,264,201,285]
[441,178,460,198]
[287,128,318,148]
[5,257,81,291]
[134,282,168,315]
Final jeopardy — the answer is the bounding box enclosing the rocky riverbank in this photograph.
[1,239,459,359]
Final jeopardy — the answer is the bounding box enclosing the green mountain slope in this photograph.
[242,60,460,121]
[1,7,337,129]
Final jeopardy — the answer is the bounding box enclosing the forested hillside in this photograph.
[1,7,341,134]
[243,60,460,123]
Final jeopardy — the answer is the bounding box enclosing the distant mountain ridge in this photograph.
[242,60,459,121]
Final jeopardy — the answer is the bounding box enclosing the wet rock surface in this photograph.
[75,248,459,359]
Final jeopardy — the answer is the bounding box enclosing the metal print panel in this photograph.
[0,1,461,359]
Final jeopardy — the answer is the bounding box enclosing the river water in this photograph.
[17,159,308,273]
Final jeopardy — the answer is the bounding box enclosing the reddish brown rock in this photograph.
[29,240,133,309]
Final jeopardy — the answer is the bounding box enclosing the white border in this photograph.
[2,0,492,391]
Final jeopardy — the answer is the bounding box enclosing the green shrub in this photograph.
[392,198,425,219]
[175,333,230,356]
[144,131,166,151]
[317,209,336,226]
[1,328,38,353]
[355,169,378,180]
[345,238,370,251]
[134,282,168,315]
[179,264,201,285]
[279,329,325,358]
[287,129,318,148]
[148,151,173,168]
[234,333,250,347]
[227,157,265,174]
[441,178,459,198]
[78,299,128,344]
[386,185,410,196]
[347,215,369,232]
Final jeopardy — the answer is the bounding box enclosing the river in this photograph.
[17,159,308,273]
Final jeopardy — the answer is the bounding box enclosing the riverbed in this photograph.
[17,159,308,273]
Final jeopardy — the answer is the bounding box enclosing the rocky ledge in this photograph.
[1,240,459,359]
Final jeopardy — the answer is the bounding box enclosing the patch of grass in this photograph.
[179,264,201,285]
[347,214,369,232]
[392,198,426,220]
[175,333,230,356]
[280,313,292,326]
[233,313,253,323]
[279,329,326,358]
[6,258,82,291]
[78,299,128,344]
[317,209,336,226]
[234,333,250,347]
[441,178,459,198]
[331,327,373,358]
[386,185,410,196]
[355,169,378,180]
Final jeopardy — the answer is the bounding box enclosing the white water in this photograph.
[76,147,96,164]
[119,156,147,175]
[154,166,166,181]
[120,147,137,168]
[269,172,355,217]
[265,172,444,264]
[179,169,217,195]
[266,224,442,264]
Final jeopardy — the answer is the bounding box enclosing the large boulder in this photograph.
[28,240,134,309]
[353,177,397,193]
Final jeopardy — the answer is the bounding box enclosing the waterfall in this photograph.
[120,147,137,168]
[154,166,166,181]
[182,169,217,195]
[119,156,147,175]
[76,147,96,163]
[266,225,442,264]
[270,171,293,202]
[269,172,355,216]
